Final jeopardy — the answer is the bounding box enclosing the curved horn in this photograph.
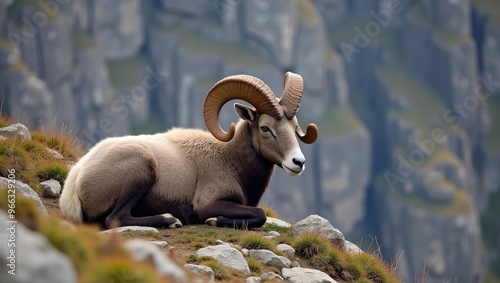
[204,74,283,142]
[296,123,319,144]
[279,72,304,119]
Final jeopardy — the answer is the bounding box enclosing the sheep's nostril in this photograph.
[292,158,305,168]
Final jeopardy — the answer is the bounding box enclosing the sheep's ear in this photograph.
[234,103,257,123]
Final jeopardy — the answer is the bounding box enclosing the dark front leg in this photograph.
[198,200,267,229]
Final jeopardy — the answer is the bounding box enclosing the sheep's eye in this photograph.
[260,126,270,132]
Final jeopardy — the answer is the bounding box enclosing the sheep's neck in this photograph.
[226,122,274,207]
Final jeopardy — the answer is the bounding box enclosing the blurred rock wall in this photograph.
[1,1,500,282]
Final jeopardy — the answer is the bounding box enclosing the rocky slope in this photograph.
[1,1,500,282]
[0,120,398,283]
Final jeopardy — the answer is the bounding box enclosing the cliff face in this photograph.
[1,1,500,282]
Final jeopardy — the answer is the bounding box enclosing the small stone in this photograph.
[216,239,230,246]
[277,243,295,259]
[148,241,168,248]
[125,239,186,281]
[47,148,64,159]
[343,240,362,255]
[100,226,159,234]
[265,217,291,228]
[282,267,337,283]
[184,264,215,282]
[0,123,31,140]
[248,249,291,269]
[196,245,250,273]
[241,248,249,256]
[291,261,301,268]
[262,271,284,281]
[267,231,280,237]
[40,179,62,198]
[246,277,261,283]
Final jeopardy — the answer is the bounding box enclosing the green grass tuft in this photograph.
[240,233,276,252]
[293,233,329,259]
[41,218,96,271]
[0,140,29,171]
[200,259,231,280]
[247,257,263,274]
[261,223,291,234]
[35,160,69,184]
[261,205,279,218]
[81,257,164,283]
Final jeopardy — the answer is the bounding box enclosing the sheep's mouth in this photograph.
[283,165,302,176]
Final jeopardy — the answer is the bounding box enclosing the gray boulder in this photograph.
[277,243,295,259]
[0,123,31,140]
[282,267,337,283]
[124,239,187,281]
[0,211,77,283]
[261,271,284,281]
[196,245,250,273]
[248,249,291,269]
[0,178,47,215]
[184,263,215,282]
[39,179,62,198]
[246,277,261,283]
[293,215,345,247]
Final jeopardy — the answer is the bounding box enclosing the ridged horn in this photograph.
[204,74,283,142]
[280,72,319,144]
[279,72,304,119]
[296,123,319,144]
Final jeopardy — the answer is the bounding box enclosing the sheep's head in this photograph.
[203,72,318,176]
